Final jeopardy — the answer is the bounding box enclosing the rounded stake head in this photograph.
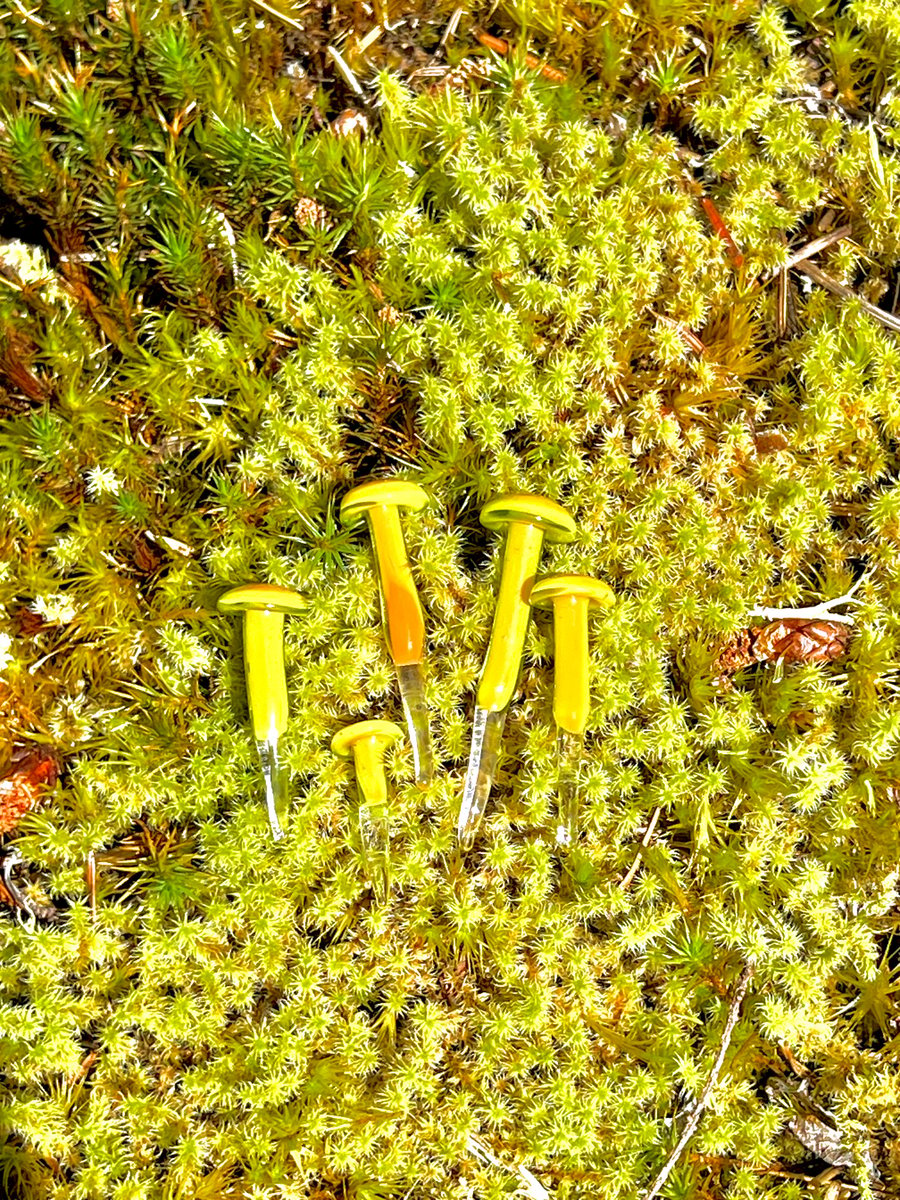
[530,574,616,610]
[331,719,405,758]
[480,494,576,543]
[341,480,428,527]
[217,583,307,614]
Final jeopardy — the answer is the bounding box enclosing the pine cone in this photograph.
[751,618,850,664]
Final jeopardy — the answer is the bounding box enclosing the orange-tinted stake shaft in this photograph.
[366,505,425,666]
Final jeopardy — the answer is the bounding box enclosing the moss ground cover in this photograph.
[2,1,900,1196]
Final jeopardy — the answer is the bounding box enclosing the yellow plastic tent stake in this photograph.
[332,719,404,901]
[457,495,576,848]
[530,575,616,846]
[218,583,306,841]
[341,481,433,786]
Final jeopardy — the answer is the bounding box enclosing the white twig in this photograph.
[434,6,463,56]
[621,806,661,890]
[640,964,754,1200]
[466,1135,551,1200]
[747,571,870,627]
[358,25,384,54]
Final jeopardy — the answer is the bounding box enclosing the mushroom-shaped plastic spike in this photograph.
[340,480,433,786]
[476,496,576,714]
[457,494,576,849]
[218,583,306,841]
[530,574,616,847]
[529,575,616,736]
[332,719,404,902]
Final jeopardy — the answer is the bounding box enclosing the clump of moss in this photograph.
[2,2,900,1198]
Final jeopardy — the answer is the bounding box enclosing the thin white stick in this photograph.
[747,571,870,627]
[327,44,365,96]
[640,964,754,1200]
[249,0,306,32]
[467,1136,551,1200]
[621,806,662,890]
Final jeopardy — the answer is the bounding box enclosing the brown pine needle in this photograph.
[782,224,853,271]
[473,28,568,82]
[793,260,900,333]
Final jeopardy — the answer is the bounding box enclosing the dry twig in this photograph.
[781,224,853,271]
[640,964,755,1200]
[746,572,868,626]
[327,44,365,96]
[467,1135,551,1200]
[248,0,306,33]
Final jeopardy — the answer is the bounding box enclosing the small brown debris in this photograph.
[131,534,164,575]
[0,846,60,922]
[330,108,368,138]
[0,324,52,403]
[0,746,58,834]
[753,429,789,455]
[294,197,331,229]
[428,57,490,92]
[713,629,755,676]
[473,28,567,82]
[16,607,46,637]
[376,304,403,326]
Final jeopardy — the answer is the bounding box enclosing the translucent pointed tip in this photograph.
[457,707,506,849]
[556,729,583,849]
[358,802,390,902]
[397,662,433,787]
[257,738,287,841]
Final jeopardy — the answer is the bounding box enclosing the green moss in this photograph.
[2,1,900,1197]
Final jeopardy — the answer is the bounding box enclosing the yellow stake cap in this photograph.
[331,719,405,760]
[340,480,428,525]
[217,583,308,614]
[480,494,577,542]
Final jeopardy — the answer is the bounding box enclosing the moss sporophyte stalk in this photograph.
[6,1,900,1196]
